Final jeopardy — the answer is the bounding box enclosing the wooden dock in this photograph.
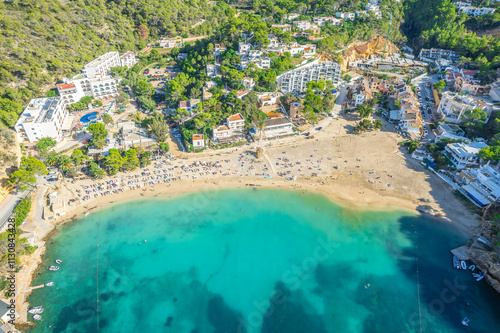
[451,246,470,261]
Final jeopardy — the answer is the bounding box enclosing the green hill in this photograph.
[0,0,234,126]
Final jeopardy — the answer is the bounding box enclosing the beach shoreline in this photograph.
[13,122,483,327]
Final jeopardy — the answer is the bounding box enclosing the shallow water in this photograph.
[27,189,500,332]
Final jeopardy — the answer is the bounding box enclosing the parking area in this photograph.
[143,66,181,90]
[415,78,437,141]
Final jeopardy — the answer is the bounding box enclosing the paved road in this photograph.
[0,189,29,230]
[333,84,349,114]
[413,74,439,142]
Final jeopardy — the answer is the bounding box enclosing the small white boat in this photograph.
[85,211,90,217]
[472,273,481,278]
[55,259,62,264]
[45,282,54,287]
[462,317,470,326]
[33,314,42,321]
[469,265,475,271]
[476,272,484,281]
[461,261,467,270]
[28,306,44,314]
[48,266,59,271]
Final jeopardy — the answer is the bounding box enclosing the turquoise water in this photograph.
[27,189,500,332]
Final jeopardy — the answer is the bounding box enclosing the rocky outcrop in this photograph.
[467,247,500,293]
[341,37,400,71]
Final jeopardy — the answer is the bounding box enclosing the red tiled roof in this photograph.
[57,83,76,90]
[228,113,243,121]
[179,101,188,108]
[193,134,203,140]
[461,69,478,77]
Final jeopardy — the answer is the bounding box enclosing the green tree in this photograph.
[92,100,103,107]
[36,137,57,159]
[71,148,89,166]
[148,112,169,142]
[88,123,108,148]
[135,80,155,97]
[159,142,170,154]
[358,105,373,119]
[89,162,105,179]
[0,97,22,127]
[9,157,47,190]
[104,149,125,175]
[102,113,114,126]
[80,96,93,106]
[123,148,140,171]
[433,80,446,90]
[343,74,352,82]
[372,119,383,130]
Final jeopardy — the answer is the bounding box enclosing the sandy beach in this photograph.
[13,116,482,327]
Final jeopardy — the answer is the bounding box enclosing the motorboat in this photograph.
[461,261,467,270]
[85,211,90,217]
[33,315,42,321]
[28,306,44,314]
[469,265,475,271]
[476,272,484,281]
[45,282,54,287]
[453,255,460,269]
[462,317,470,326]
[55,259,62,264]
[48,266,59,271]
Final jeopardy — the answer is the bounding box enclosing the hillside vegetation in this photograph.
[403,0,500,83]
[0,0,234,126]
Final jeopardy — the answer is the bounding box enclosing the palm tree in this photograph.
[45,152,60,167]
[58,156,74,173]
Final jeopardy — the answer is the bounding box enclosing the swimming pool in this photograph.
[80,112,98,123]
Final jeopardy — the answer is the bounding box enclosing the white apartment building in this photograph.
[365,4,380,11]
[82,52,121,78]
[293,20,316,30]
[257,92,282,107]
[284,43,316,58]
[212,125,232,142]
[89,75,119,100]
[460,163,500,206]
[159,38,183,48]
[206,64,217,78]
[287,13,300,20]
[58,74,118,105]
[15,97,69,143]
[336,12,355,20]
[276,60,341,93]
[227,113,245,138]
[457,6,495,16]
[241,77,255,90]
[355,10,370,18]
[179,99,201,115]
[271,24,292,32]
[437,91,486,123]
[312,16,342,26]
[238,42,252,55]
[192,134,205,149]
[120,51,139,68]
[418,48,459,60]
[445,142,487,169]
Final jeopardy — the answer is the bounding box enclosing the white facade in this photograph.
[458,6,495,16]
[445,142,487,169]
[212,125,232,141]
[15,97,68,143]
[437,91,486,123]
[336,12,355,20]
[293,21,316,30]
[82,52,121,78]
[313,16,342,26]
[271,24,292,32]
[179,99,201,115]
[120,51,139,68]
[227,113,245,133]
[192,134,204,149]
[238,43,252,55]
[461,163,500,206]
[242,77,255,90]
[88,75,119,100]
[418,48,459,60]
[287,13,300,20]
[276,60,342,93]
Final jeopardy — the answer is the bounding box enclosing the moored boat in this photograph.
[33,314,42,321]
[469,265,475,271]
[55,259,62,264]
[462,317,470,326]
[48,266,59,271]
[461,261,467,270]
[476,272,484,281]
[453,255,460,269]
[45,282,54,287]
[28,306,44,314]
